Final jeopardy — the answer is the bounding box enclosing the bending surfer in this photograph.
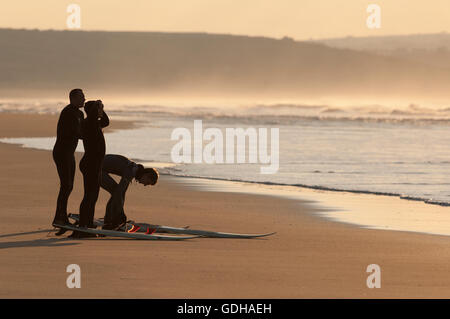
[71,100,109,238]
[52,89,85,234]
[100,154,159,230]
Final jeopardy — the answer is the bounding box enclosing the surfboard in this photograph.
[68,214,276,239]
[54,223,199,240]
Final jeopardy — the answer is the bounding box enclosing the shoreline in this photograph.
[1,112,450,298]
[166,174,450,238]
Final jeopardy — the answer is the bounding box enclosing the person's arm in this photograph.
[112,168,133,212]
[113,162,135,198]
[99,110,109,128]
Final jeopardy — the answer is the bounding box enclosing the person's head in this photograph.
[135,166,159,186]
[69,89,85,108]
[84,100,102,118]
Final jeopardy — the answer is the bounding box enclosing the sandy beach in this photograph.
[1,112,450,298]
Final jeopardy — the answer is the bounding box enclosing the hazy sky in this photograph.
[1,0,450,39]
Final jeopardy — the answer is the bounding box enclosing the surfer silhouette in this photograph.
[52,88,85,234]
[70,100,109,238]
[100,154,159,230]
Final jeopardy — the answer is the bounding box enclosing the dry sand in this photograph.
[0,112,450,298]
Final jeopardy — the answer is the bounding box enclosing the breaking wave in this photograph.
[2,100,450,125]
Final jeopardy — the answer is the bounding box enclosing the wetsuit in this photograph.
[78,110,109,227]
[52,104,84,224]
[100,154,140,228]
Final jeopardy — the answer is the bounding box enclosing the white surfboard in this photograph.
[54,223,199,240]
[69,214,276,239]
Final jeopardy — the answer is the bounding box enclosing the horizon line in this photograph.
[1,27,449,42]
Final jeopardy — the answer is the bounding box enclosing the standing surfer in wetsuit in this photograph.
[100,154,159,230]
[52,89,85,233]
[72,100,109,238]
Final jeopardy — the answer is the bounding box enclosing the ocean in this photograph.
[2,99,450,207]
